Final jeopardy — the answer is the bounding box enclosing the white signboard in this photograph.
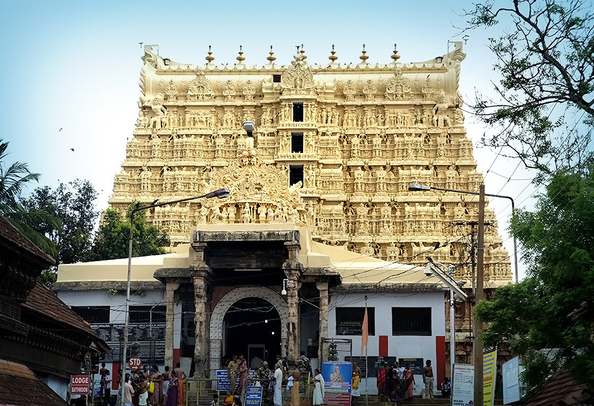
[503,357,522,404]
[452,364,474,406]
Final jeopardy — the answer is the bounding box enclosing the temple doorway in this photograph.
[223,297,281,368]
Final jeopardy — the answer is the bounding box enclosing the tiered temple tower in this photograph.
[108,43,512,288]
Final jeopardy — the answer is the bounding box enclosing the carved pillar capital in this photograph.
[191,242,208,264]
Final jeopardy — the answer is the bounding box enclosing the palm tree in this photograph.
[0,139,59,256]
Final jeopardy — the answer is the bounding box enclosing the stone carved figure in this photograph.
[433,91,452,127]
[149,93,167,130]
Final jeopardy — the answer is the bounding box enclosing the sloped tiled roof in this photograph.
[22,281,110,352]
[523,368,593,406]
[0,216,54,267]
[0,358,69,406]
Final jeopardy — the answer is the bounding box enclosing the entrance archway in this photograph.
[209,286,288,378]
[224,297,281,367]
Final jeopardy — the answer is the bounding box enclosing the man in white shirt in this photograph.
[274,362,283,406]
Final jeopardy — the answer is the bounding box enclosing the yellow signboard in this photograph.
[483,351,497,406]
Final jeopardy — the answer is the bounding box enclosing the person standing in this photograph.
[138,373,149,406]
[227,356,239,394]
[403,365,415,402]
[422,360,434,399]
[162,366,171,406]
[376,362,387,401]
[289,366,301,406]
[312,369,325,406]
[101,369,112,406]
[150,365,163,406]
[352,361,362,403]
[173,363,186,406]
[236,358,248,397]
[166,371,179,406]
[123,374,135,406]
[273,362,283,406]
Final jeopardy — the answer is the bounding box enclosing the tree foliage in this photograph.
[88,205,169,261]
[0,139,60,256]
[463,0,594,177]
[475,165,594,390]
[21,180,99,264]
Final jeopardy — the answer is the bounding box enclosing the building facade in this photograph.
[55,43,512,394]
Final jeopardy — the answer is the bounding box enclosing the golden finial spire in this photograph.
[266,45,276,63]
[391,43,400,62]
[359,44,369,63]
[300,43,307,59]
[236,45,245,64]
[329,44,338,62]
[205,45,214,64]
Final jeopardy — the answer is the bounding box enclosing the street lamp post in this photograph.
[119,188,229,406]
[425,256,468,404]
[409,182,516,406]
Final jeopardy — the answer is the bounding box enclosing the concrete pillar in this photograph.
[165,282,180,368]
[316,280,329,361]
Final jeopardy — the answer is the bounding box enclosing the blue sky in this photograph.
[0,0,534,279]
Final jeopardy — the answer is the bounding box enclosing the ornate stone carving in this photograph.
[281,54,314,95]
[186,70,213,101]
[111,47,512,286]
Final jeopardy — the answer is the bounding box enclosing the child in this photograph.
[441,377,451,398]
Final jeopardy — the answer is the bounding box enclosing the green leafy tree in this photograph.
[89,205,169,261]
[21,179,99,270]
[463,0,594,177]
[475,165,594,390]
[0,139,59,256]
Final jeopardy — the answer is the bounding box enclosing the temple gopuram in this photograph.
[55,43,512,392]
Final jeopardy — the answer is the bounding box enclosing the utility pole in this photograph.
[474,184,485,405]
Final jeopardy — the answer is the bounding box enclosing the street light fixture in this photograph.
[120,188,229,406]
[409,182,516,406]
[408,183,518,282]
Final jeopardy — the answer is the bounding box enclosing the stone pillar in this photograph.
[283,241,302,363]
[165,282,180,369]
[316,280,329,361]
[193,273,209,377]
[191,242,211,378]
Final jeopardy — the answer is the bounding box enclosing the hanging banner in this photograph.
[483,351,497,406]
[322,361,352,406]
[452,364,474,406]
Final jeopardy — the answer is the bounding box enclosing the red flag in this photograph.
[361,305,368,354]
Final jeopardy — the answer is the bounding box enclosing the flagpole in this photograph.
[365,295,368,406]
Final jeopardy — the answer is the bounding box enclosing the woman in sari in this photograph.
[312,369,325,406]
[403,365,415,402]
[149,366,162,406]
[376,362,387,400]
[236,359,248,397]
[166,370,179,406]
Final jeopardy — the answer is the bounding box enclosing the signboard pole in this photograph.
[364,296,369,406]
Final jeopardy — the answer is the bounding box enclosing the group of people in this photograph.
[97,362,187,406]
[376,361,416,403]
[224,355,250,399]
